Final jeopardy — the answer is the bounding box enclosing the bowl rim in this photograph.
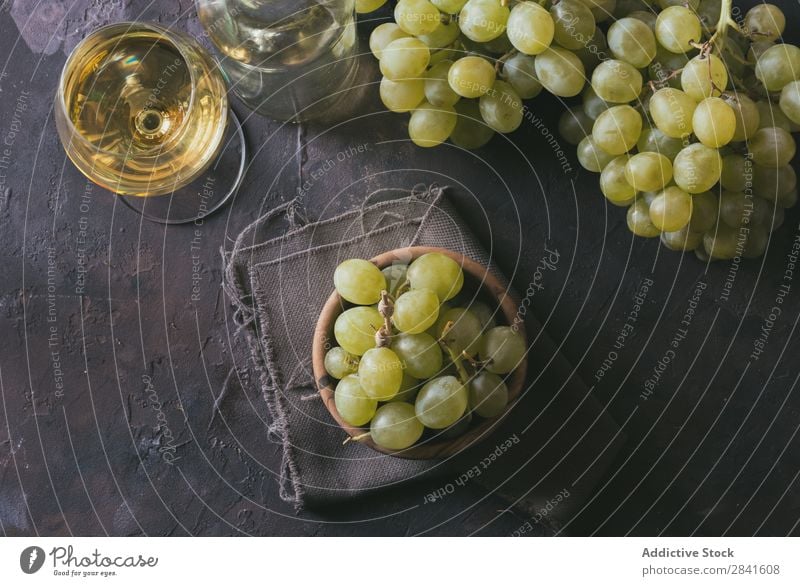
[312,246,527,460]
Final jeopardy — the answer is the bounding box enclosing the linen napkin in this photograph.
[223,186,625,527]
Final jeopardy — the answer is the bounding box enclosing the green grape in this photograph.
[389,372,422,403]
[655,6,702,54]
[582,86,610,120]
[607,17,656,68]
[590,59,643,103]
[534,46,586,97]
[380,37,431,81]
[370,23,410,60]
[468,372,509,418]
[751,196,775,228]
[720,154,750,192]
[441,412,473,438]
[358,347,404,401]
[658,0,699,8]
[703,224,741,259]
[749,127,796,168]
[661,226,703,251]
[480,80,525,133]
[424,60,460,107]
[755,100,799,132]
[551,0,595,50]
[681,54,728,101]
[334,306,384,356]
[755,44,800,92]
[483,33,515,55]
[743,226,770,258]
[577,136,616,171]
[592,105,642,155]
[587,0,617,23]
[448,55,496,98]
[335,376,377,426]
[637,126,684,159]
[625,152,673,191]
[766,203,785,232]
[697,0,722,33]
[753,164,797,203]
[395,0,442,36]
[610,195,637,207]
[641,191,659,206]
[479,326,526,374]
[380,77,426,113]
[649,88,697,138]
[673,143,722,194]
[780,81,800,125]
[325,347,360,380]
[507,1,555,55]
[415,375,468,428]
[418,21,461,50]
[628,9,657,30]
[357,0,388,13]
[450,99,496,149]
[382,263,409,297]
[748,39,775,63]
[744,3,786,42]
[721,92,760,141]
[370,402,424,450]
[409,101,457,147]
[627,198,661,237]
[459,0,510,42]
[468,301,497,330]
[502,53,543,99]
[559,108,594,145]
[694,246,711,262]
[648,46,691,90]
[600,155,637,202]
[613,0,653,16]
[393,288,440,333]
[719,190,750,228]
[574,26,608,71]
[687,191,718,233]
[429,47,458,67]
[432,0,468,13]
[392,332,443,379]
[437,307,483,354]
[649,186,693,231]
[692,97,736,148]
[779,188,798,208]
[407,252,464,301]
[334,258,387,305]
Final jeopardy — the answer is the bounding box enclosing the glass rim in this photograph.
[56,21,200,158]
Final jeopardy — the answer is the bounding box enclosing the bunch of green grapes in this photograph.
[361,0,799,260]
[568,1,798,260]
[324,253,526,451]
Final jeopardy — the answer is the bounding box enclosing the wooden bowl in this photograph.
[312,246,526,460]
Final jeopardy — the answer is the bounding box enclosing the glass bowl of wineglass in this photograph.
[55,21,246,224]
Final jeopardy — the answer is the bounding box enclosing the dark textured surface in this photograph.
[1,0,799,536]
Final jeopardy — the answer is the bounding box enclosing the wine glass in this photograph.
[55,22,246,224]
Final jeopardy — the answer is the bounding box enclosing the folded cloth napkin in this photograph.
[223,186,625,527]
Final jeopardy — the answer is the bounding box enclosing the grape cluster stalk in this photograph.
[359,0,800,260]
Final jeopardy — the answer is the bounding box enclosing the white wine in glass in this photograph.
[56,22,246,224]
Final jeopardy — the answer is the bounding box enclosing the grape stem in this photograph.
[343,432,371,445]
[495,48,518,74]
[707,0,740,55]
[438,321,472,385]
[376,290,394,348]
